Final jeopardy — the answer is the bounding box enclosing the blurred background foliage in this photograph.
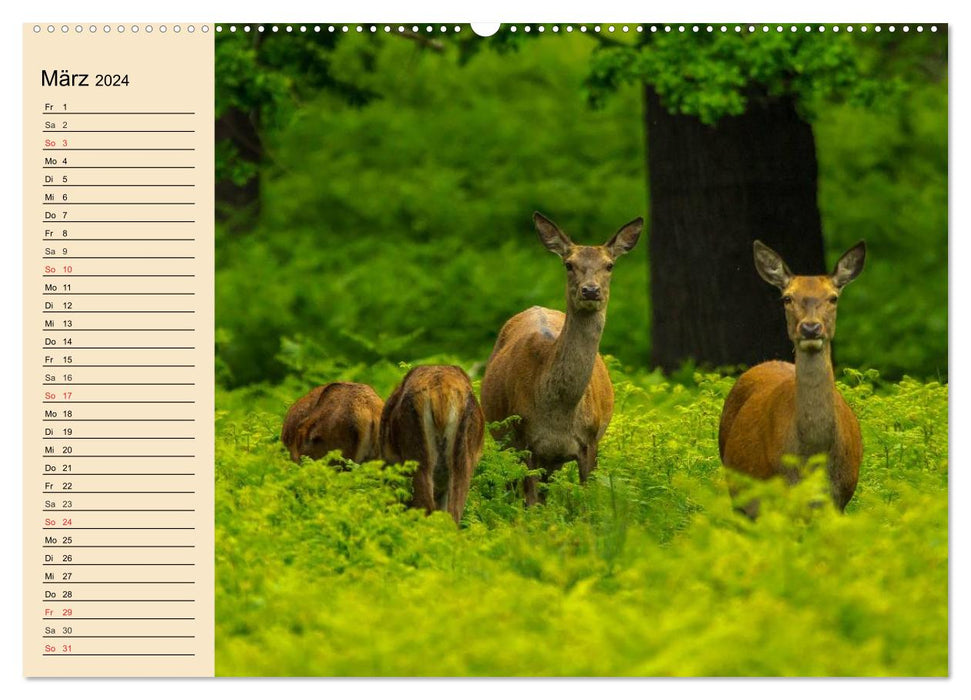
[215,27,946,388]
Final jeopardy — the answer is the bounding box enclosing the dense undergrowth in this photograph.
[215,359,948,676]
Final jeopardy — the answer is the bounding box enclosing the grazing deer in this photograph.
[480,212,643,505]
[718,240,866,514]
[281,382,384,464]
[380,365,485,524]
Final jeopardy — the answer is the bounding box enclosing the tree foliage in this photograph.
[214,31,946,384]
[586,28,888,124]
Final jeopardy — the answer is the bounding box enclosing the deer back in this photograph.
[282,382,384,464]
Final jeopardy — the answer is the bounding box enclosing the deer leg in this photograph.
[523,454,547,506]
[725,472,761,520]
[577,444,598,484]
[735,498,761,520]
[523,475,540,506]
[411,463,435,514]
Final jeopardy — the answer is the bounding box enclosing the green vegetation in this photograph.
[215,32,947,387]
[216,362,947,676]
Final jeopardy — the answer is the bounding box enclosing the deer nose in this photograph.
[799,322,823,339]
[581,285,601,300]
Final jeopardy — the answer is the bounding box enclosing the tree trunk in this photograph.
[215,106,261,226]
[645,85,827,372]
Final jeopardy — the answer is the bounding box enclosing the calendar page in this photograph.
[20,19,950,680]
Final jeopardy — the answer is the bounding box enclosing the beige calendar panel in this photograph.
[23,24,214,677]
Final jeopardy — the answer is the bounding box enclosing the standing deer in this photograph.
[718,240,866,514]
[480,212,643,505]
[380,365,485,524]
[281,382,384,464]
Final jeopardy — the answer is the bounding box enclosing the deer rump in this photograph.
[380,369,484,522]
[281,382,383,464]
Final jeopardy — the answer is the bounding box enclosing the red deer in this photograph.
[719,240,866,514]
[480,212,642,505]
[380,365,484,524]
[281,382,384,464]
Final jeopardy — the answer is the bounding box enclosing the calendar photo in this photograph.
[210,24,948,676]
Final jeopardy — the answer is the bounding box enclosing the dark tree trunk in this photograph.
[645,85,827,371]
[215,106,262,226]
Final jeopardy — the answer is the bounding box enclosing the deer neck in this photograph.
[539,304,605,415]
[793,344,837,456]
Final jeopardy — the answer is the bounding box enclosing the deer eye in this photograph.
[564,262,574,272]
[828,295,838,304]
[606,263,614,272]
[781,295,793,305]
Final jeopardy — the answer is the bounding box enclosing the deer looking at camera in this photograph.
[380,365,485,524]
[718,240,866,514]
[281,382,384,464]
[480,212,643,505]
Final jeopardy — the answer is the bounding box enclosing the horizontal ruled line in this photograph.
[43,653,196,656]
[43,256,196,259]
[42,473,195,477]
[43,527,195,530]
[42,561,195,564]
[44,310,195,313]
[42,599,196,603]
[44,202,195,206]
[44,581,195,584]
[43,417,196,420]
[42,617,194,621]
[43,148,196,151]
[44,130,196,133]
[44,635,196,639]
[43,111,196,115]
[43,400,195,403]
[43,292,196,295]
[44,184,195,187]
[43,275,195,277]
[44,472,196,478]
[43,329,196,333]
[40,347,195,350]
[41,221,196,224]
[43,166,195,169]
[44,508,195,512]
[44,435,195,440]
[45,238,196,242]
[42,436,195,439]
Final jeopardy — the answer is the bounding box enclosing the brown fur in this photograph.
[380,366,485,524]
[480,213,642,504]
[719,241,866,513]
[281,382,384,464]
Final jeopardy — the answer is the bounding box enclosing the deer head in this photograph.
[534,212,643,313]
[753,239,866,353]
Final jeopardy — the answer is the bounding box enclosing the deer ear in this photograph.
[753,240,793,290]
[533,212,572,258]
[831,241,866,289]
[605,217,643,259]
